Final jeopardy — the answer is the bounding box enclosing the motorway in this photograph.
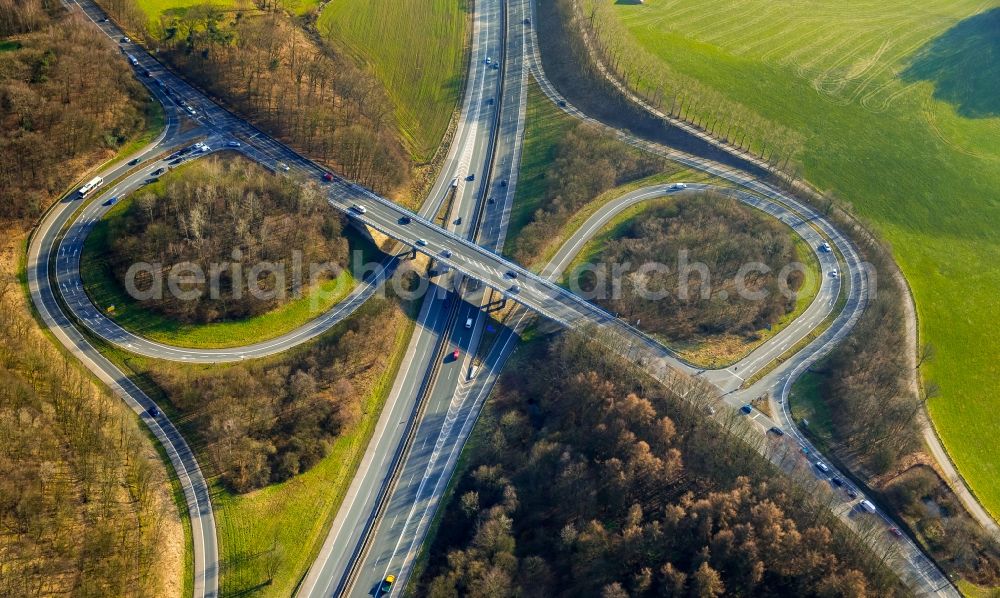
[27,0,958,595]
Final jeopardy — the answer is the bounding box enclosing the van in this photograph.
[465,317,473,329]
[859,500,877,514]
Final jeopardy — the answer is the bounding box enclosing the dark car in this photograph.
[151,167,165,176]
[486,97,495,105]
[499,179,508,187]
[128,158,140,166]
[103,196,118,207]
[143,69,152,77]
[487,197,496,204]
[557,100,567,107]
[846,488,858,499]
[888,527,903,538]
[398,216,411,225]
[830,477,845,487]
[147,406,159,417]
[466,173,475,181]
[768,426,784,436]
[523,18,531,25]
[740,404,753,414]
[505,270,518,279]
[378,575,396,596]
[322,172,334,182]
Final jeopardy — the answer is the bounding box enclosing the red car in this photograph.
[322,172,334,182]
[888,527,903,538]
[450,349,460,361]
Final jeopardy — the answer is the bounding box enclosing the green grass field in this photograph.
[601,0,1000,519]
[78,191,374,349]
[505,79,577,251]
[317,0,468,162]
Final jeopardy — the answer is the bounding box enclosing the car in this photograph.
[669,182,688,191]
[509,283,521,293]
[740,404,753,414]
[226,140,242,148]
[846,488,858,499]
[465,317,473,329]
[147,406,159,417]
[523,18,531,25]
[466,173,475,181]
[486,97,495,105]
[485,56,492,64]
[398,216,411,225]
[819,242,832,252]
[505,270,518,279]
[143,69,151,77]
[499,179,508,188]
[322,172,334,182]
[888,527,903,538]
[169,158,182,166]
[351,204,367,214]
[378,574,395,595]
[128,158,140,166]
[186,106,197,116]
[487,197,496,204]
[151,167,165,176]
[829,269,839,278]
[103,196,118,207]
[492,62,500,70]
[557,100,567,107]
[101,17,109,22]
[768,426,784,436]
[120,36,130,43]
[277,162,290,172]
[815,461,831,474]
[441,249,453,259]
[416,238,428,247]
[830,477,844,487]
[450,349,460,360]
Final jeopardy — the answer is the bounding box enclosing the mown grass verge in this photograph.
[317,0,468,162]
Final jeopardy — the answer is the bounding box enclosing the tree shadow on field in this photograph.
[902,7,999,119]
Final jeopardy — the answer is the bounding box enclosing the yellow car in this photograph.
[378,574,395,595]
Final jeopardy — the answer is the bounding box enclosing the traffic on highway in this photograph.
[23,0,960,596]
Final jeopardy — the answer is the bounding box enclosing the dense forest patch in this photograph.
[103,155,349,324]
[569,193,808,346]
[417,333,903,597]
[0,0,156,220]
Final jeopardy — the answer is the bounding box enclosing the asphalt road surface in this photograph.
[28,0,961,595]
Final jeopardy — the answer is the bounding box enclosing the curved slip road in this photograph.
[33,0,960,594]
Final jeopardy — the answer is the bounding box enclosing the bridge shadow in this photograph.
[901,7,1000,119]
